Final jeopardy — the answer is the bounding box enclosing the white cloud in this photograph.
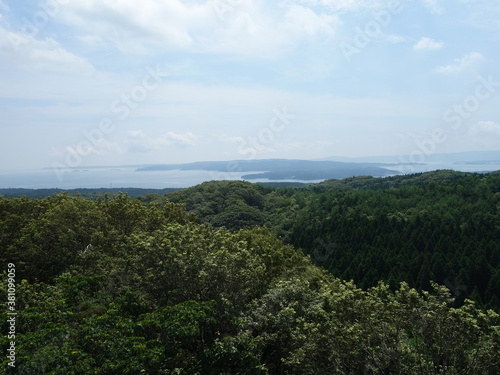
[457,0,500,32]
[420,0,445,15]
[295,0,385,12]
[413,37,444,51]
[127,130,197,153]
[58,0,340,57]
[283,5,337,37]
[0,26,94,73]
[469,121,500,137]
[435,52,484,73]
[166,131,197,146]
[59,0,206,53]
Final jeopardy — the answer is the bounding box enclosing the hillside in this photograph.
[163,170,500,310]
[1,193,499,374]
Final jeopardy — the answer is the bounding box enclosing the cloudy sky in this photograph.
[1,0,499,172]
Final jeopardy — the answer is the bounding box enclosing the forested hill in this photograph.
[1,188,499,373]
[162,170,500,311]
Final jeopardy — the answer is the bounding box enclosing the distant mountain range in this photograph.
[316,150,500,164]
[136,159,401,180]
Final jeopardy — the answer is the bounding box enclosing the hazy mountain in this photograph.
[317,150,500,164]
[136,159,399,180]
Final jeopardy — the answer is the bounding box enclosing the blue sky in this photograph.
[1,0,499,171]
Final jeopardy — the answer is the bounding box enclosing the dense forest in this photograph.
[164,170,500,311]
[1,170,499,373]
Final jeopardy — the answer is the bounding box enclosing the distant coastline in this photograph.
[2,151,500,190]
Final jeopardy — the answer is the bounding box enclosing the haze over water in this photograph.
[1,161,499,190]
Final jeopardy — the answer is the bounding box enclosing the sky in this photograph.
[1,0,500,172]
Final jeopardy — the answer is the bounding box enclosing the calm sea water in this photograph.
[0,168,256,189]
[0,163,499,189]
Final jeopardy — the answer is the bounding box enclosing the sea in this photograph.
[0,162,499,190]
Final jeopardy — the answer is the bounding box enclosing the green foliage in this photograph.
[0,193,196,283]
[159,171,500,310]
[1,176,500,374]
[286,172,500,310]
[0,187,181,199]
[164,180,270,231]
